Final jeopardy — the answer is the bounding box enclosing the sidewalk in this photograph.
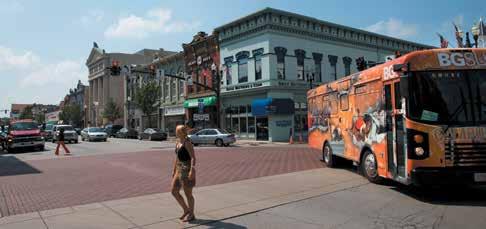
[0,168,368,229]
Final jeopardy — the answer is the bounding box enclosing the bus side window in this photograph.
[394,82,401,109]
[340,93,349,111]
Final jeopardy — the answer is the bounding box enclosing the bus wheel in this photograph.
[361,150,383,184]
[323,143,337,168]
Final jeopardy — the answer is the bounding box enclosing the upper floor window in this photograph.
[343,56,352,76]
[312,53,323,82]
[295,49,306,80]
[328,55,338,81]
[224,57,234,85]
[236,51,249,83]
[253,49,263,81]
[274,47,287,80]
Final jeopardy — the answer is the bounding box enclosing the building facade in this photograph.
[156,52,186,136]
[62,80,88,127]
[215,8,434,142]
[182,32,221,129]
[85,42,170,127]
[123,51,184,135]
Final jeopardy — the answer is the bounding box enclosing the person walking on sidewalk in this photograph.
[171,125,196,222]
[55,127,71,156]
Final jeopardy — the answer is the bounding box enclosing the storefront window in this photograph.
[248,117,255,138]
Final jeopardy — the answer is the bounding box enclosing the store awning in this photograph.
[183,96,217,108]
[251,98,295,116]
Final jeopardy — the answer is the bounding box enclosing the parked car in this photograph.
[43,124,54,141]
[139,128,167,141]
[74,128,82,135]
[80,127,108,142]
[52,125,78,143]
[188,128,236,147]
[116,128,138,139]
[104,124,123,137]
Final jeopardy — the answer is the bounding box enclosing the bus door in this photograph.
[384,80,406,178]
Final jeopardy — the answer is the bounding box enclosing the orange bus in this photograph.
[308,48,486,185]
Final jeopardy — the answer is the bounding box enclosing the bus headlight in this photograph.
[415,147,425,156]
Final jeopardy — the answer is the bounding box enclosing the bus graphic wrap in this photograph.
[308,48,486,185]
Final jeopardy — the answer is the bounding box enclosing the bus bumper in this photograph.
[411,167,486,186]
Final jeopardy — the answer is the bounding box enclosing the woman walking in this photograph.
[55,127,71,156]
[171,125,196,222]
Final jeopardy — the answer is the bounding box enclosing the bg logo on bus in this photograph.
[437,52,486,67]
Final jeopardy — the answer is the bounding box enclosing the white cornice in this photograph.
[215,8,434,51]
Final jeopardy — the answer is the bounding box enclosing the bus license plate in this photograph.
[474,173,486,182]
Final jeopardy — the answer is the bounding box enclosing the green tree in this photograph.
[35,113,45,124]
[102,98,122,124]
[19,106,33,119]
[60,105,83,127]
[134,80,161,128]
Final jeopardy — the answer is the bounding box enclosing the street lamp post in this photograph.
[472,23,480,48]
[93,101,99,127]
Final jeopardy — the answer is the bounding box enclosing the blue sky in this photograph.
[1,0,485,117]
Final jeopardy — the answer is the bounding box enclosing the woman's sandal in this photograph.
[183,213,195,222]
[179,211,190,220]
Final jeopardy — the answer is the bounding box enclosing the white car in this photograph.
[80,127,107,142]
[188,129,236,147]
[52,125,78,143]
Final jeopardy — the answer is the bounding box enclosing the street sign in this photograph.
[193,114,209,121]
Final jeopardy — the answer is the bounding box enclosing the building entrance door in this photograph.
[256,117,268,141]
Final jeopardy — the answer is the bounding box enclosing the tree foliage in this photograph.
[134,80,161,128]
[60,105,83,127]
[102,98,122,124]
[19,106,33,119]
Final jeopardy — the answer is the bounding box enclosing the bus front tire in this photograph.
[323,143,338,168]
[361,150,384,184]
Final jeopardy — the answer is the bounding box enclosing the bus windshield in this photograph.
[407,70,486,125]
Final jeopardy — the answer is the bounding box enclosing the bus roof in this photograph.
[309,48,486,97]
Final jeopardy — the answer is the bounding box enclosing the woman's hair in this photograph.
[175,125,188,139]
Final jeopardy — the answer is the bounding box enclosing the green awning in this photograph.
[183,96,217,108]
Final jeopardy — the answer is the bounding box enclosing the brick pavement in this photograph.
[0,145,323,217]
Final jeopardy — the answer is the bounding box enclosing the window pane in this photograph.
[238,58,248,83]
[277,63,285,80]
[255,54,262,81]
[240,117,247,133]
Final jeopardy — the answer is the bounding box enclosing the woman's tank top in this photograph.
[176,141,191,162]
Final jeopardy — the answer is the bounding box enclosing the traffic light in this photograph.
[356,57,367,71]
[110,60,121,75]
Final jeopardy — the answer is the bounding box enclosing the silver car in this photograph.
[188,129,236,147]
[81,127,107,142]
[52,125,79,143]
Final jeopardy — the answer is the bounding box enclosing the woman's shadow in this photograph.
[185,218,247,229]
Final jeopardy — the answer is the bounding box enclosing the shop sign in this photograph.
[275,120,291,127]
[193,113,210,121]
[164,106,185,116]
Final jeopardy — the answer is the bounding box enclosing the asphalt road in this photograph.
[197,176,486,229]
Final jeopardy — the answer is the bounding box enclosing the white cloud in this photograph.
[104,8,200,39]
[0,46,40,71]
[80,9,105,26]
[364,18,418,39]
[20,60,87,88]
